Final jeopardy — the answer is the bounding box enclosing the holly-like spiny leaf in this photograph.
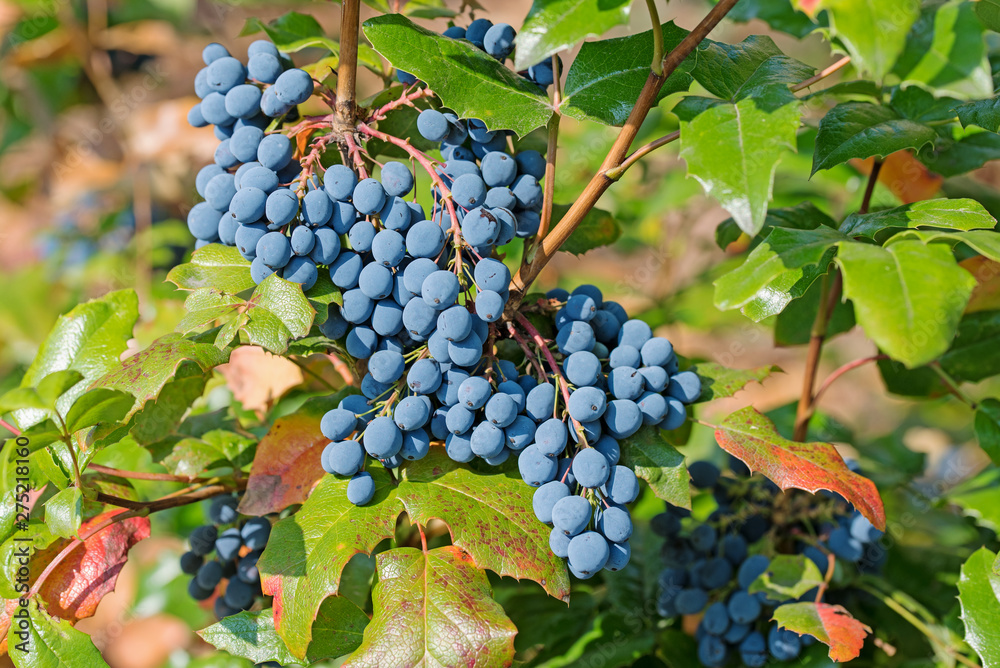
[14,290,138,431]
[773,601,871,661]
[839,198,997,243]
[7,599,106,667]
[619,426,690,509]
[811,102,937,174]
[958,547,1000,666]
[690,363,783,402]
[239,391,354,516]
[33,510,150,621]
[691,35,814,102]
[257,469,401,659]
[342,545,516,667]
[797,0,920,81]
[514,0,632,72]
[714,226,846,319]
[363,14,553,137]
[835,239,976,368]
[713,407,885,529]
[161,429,256,478]
[749,554,826,601]
[561,22,694,126]
[166,244,256,295]
[198,598,368,665]
[398,448,571,601]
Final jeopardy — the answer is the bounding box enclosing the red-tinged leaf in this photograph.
[257,468,402,659]
[343,546,516,668]
[772,601,871,661]
[239,392,354,516]
[0,598,18,654]
[713,407,885,530]
[397,448,571,602]
[33,510,150,621]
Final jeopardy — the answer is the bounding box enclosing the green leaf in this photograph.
[0,388,46,415]
[713,407,885,529]
[772,601,871,661]
[680,93,802,236]
[893,0,993,100]
[774,278,856,346]
[975,398,1000,465]
[304,271,344,322]
[807,0,920,80]
[513,0,632,72]
[715,202,838,251]
[727,0,817,39]
[239,11,339,53]
[44,486,82,539]
[199,598,368,664]
[258,469,401,659]
[129,367,214,446]
[398,449,571,601]
[977,0,1000,32]
[919,131,1000,177]
[176,288,244,336]
[343,546,516,667]
[839,198,997,243]
[958,547,1000,667]
[64,388,134,434]
[8,600,106,667]
[93,333,231,426]
[951,468,1000,530]
[692,35,814,102]
[689,362,782,402]
[363,15,553,137]
[34,370,85,408]
[811,102,937,174]
[160,437,228,478]
[166,244,256,294]
[15,290,138,431]
[241,274,315,354]
[553,204,622,255]
[749,554,826,601]
[956,97,1000,132]
[835,240,976,367]
[714,227,846,318]
[619,426,690,509]
[561,22,694,126]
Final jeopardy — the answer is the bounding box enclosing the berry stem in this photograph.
[367,86,437,122]
[505,322,547,382]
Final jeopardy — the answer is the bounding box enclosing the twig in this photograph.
[645,0,665,76]
[812,355,890,405]
[95,482,241,513]
[536,61,562,243]
[88,464,206,483]
[793,161,881,441]
[605,130,679,181]
[505,0,742,316]
[336,0,360,126]
[0,419,21,436]
[791,56,852,93]
[930,363,978,409]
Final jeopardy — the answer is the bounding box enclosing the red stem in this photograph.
[88,464,205,483]
[367,86,437,122]
[343,132,371,179]
[0,419,21,436]
[812,355,890,406]
[505,322,548,382]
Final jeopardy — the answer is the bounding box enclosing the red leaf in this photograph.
[714,407,885,530]
[34,510,150,621]
[773,601,871,661]
[0,598,18,653]
[239,394,348,516]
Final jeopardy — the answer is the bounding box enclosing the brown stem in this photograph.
[88,464,207,483]
[96,482,240,513]
[505,0,741,315]
[336,0,361,127]
[793,161,882,441]
[791,56,852,93]
[605,130,679,181]
[536,72,562,243]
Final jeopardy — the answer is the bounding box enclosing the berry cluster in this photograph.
[186,39,328,287]
[654,461,883,667]
[397,19,557,89]
[179,495,272,620]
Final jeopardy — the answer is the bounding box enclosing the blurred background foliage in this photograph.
[0,0,997,666]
